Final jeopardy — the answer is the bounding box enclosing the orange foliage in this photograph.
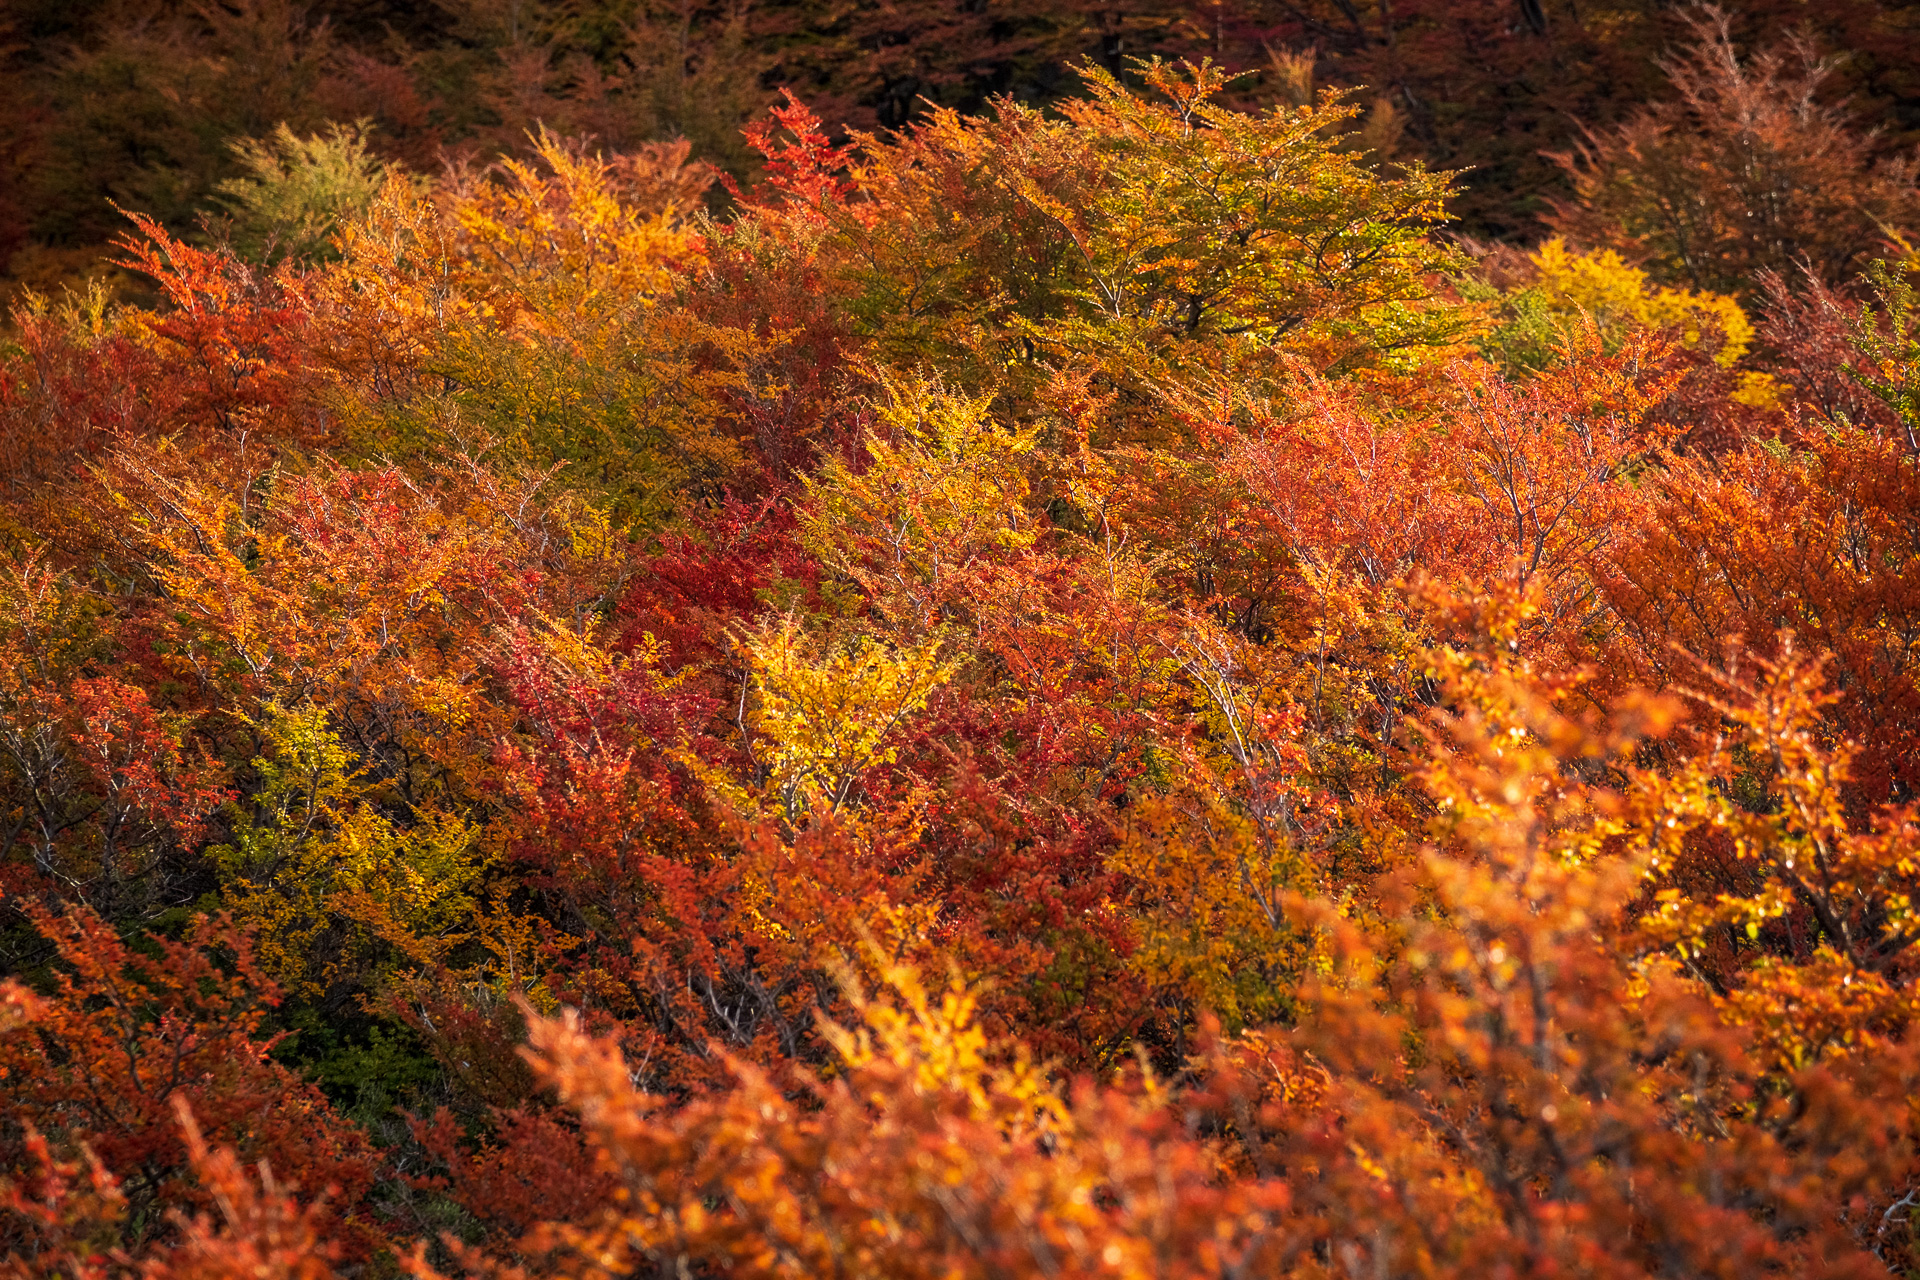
[7,55,1920,1280]
[0,906,383,1263]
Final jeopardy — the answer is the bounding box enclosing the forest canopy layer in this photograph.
[9,6,1920,1279]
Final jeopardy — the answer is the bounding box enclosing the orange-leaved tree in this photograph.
[0,905,383,1262]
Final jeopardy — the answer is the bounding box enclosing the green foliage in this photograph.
[217,122,398,265]
[423,317,739,529]
[1850,257,1920,453]
[271,1005,443,1132]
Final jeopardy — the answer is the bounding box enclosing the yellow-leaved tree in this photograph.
[737,617,958,823]
[314,132,756,530]
[212,702,486,999]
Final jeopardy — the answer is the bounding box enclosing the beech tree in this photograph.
[1548,9,1920,296]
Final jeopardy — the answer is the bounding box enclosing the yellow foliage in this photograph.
[741,617,958,820]
[323,129,704,353]
[799,375,1040,632]
[450,129,699,327]
[822,948,1066,1131]
[1530,238,1753,365]
[551,492,622,563]
[1108,792,1315,1029]
[212,703,486,997]
[1732,369,1785,410]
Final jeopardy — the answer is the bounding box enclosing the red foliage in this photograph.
[728,91,858,215]
[0,906,383,1260]
[9,58,1920,1280]
[408,1106,614,1241]
[1755,266,1905,435]
[109,215,324,441]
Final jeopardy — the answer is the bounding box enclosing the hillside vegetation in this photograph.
[8,8,1920,1279]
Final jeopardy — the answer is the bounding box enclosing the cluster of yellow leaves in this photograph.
[449,131,703,327]
[740,617,958,821]
[799,374,1041,631]
[821,952,1066,1130]
[1630,642,1920,1070]
[212,703,485,998]
[1531,238,1755,365]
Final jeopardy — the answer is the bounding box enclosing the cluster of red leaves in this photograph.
[0,907,381,1265]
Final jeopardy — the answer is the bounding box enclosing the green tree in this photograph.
[216,122,398,265]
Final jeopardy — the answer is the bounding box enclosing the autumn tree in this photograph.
[1549,8,1920,297]
[0,906,383,1263]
